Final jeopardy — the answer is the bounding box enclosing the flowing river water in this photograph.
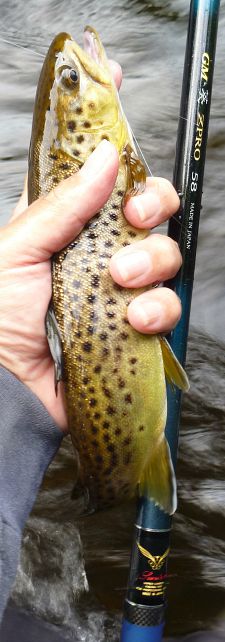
[0,1,225,639]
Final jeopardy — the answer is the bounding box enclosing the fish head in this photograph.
[34,27,130,165]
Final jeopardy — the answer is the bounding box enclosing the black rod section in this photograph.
[120,2,220,641]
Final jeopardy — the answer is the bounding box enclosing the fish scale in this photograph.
[28,26,188,514]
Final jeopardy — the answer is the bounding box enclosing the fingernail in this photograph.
[115,250,150,281]
[80,140,116,180]
[136,300,163,328]
[135,192,162,222]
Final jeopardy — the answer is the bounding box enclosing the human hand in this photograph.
[0,63,181,433]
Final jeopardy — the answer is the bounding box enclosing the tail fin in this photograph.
[160,336,189,392]
[139,437,177,515]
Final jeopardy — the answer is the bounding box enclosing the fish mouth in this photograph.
[64,26,112,86]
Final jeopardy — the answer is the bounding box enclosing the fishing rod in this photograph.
[120,1,220,640]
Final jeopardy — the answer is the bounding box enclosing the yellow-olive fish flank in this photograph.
[28,27,189,514]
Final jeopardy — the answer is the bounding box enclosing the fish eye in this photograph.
[57,66,80,90]
[70,69,79,83]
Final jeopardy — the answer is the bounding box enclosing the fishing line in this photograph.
[0,37,45,58]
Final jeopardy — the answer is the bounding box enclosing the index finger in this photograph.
[124,177,180,229]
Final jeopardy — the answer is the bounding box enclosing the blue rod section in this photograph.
[120,1,220,640]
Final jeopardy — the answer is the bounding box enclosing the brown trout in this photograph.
[28,27,188,514]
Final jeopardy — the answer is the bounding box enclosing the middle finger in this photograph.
[109,234,182,288]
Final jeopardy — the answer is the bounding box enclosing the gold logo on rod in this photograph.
[137,542,170,570]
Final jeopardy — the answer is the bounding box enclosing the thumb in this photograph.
[1,140,119,265]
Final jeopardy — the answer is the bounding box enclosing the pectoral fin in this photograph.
[45,304,64,393]
[123,143,146,198]
[139,437,177,515]
[160,336,189,392]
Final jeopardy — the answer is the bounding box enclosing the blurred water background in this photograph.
[0,0,225,639]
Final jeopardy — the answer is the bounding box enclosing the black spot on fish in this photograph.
[49,153,58,160]
[92,426,98,434]
[113,367,118,374]
[115,345,122,354]
[83,376,89,385]
[101,134,109,140]
[91,274,100,287]
[52,176,59,184]
[111,229,120,236]
[90,398,97,407]
[77,134,84,143]
[75,106,83,114]
[75,330,82,338]
[103,421,110,429]
[128,230,137,237]
[83,341,92,352]
[122,241,131,247]
[72,149,80,157]
[100,332,108,341]
[139,425,145,432]
[103,433,110,443]
[103,221,109,227]
[103,387,111,398]
[109,324,117,331]
[60,162,71,170]
[94,365,101,374]
[125,393,132,404]
[130,369,136,375]
[107,311,115,318]
[87,294,96,303]
[107,443,115,453]
[102,347,109,357]
[117,190,124,197]
[105,240,113,248]
[89,386,95,393]
[87,325,94,335]
[115,427,122,436]
[98,262,106,270]
[107,297,117,305]
[120,332,129,340]
[130,358,137,364]
[109,212,118,221]
[88,231,96,240]
[123,317,129,324]
[106,405,116,415]
[67,120,76,131]
[123,436,132,446]
[83,121,91,128]
[94,413,101,420]
[118,378,125,388]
